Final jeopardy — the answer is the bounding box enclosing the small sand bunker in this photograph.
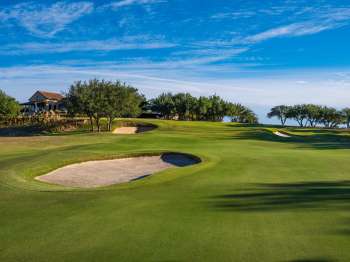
[113,125,156,134]
[274,131,291,138]
[36,153,200,188]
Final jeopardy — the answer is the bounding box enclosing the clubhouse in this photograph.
[21,90,65,115]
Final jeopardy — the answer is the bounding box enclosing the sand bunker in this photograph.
[274,131,291,138]
[36,153,200,188]
[113,125,156,134]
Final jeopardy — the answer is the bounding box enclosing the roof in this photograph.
[37,91,64,100]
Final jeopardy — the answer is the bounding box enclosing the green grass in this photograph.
[1,119,350,262]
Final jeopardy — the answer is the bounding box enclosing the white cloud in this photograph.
[105,0,164,9]
[211,11,256,20]
[319,7,350,21]
[0,38,176,55]
[0,2,93,37]
[170,48,248,63]
[296,80,308,84]
[245,7,350,43]
[246,21,338,43]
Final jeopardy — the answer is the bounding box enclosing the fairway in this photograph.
[1,120,350,262]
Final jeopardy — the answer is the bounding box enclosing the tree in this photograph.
[319,106,343,128]
[267,105,290,126]
[104,81,143,131]
[149,92,257,123]
[342,108,350,128]
[207,95,226,122]
[226,103,258,124]
[173,93,196,120]
[0,90,21,121]
[194,96,211,120]
[150,93,175,119]
[289,105,308,127]
[65,79,143,132]
[304,104,322,127]
[239,108,259,124]
[65,81,96,131]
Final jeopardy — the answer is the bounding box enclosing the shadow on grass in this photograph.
[0,126,45,137]
[210,181,350,212]
[0,126,93,137]
[231,128,350,150]
[285,128,347,134]
[334,217,350,236]
[283,259,336,262]
[209,181,350,242]
[161,152,201,167]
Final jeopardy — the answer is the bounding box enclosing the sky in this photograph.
[0,0,350,123]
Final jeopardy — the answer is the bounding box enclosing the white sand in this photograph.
[112,126,155,134]
[35,154,199,188]
[274,131,291,138]
[113,127,138,134]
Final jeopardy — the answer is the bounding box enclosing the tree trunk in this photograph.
[93,115,101,132]
[281,118,285,126]
[96,118,101,132]
[296,118,303,127]
[308,119,314,127]
[89,116,94,132]
[108,117,113,131]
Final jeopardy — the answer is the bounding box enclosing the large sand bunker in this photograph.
[36,153,200,188]
[113,125,156,134]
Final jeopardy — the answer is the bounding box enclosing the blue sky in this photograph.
[1,0,350,123]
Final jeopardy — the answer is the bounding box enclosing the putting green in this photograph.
[1,120,350,262]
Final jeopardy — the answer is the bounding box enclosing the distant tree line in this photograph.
[0,80,259,132]
[268,104,350,128]
[149,93,258,123]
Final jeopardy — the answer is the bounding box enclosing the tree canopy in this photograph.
[268,104,349,128]
[0,90,20,119]
[267,105,290,126]
[150,92,258,124]
[64,79,144,131]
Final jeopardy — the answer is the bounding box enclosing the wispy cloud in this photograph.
[211,11,256,20]
[245,21,337,43]
[245,7,350,43]
[0,1,93,37]
[104,0,164,9]
[171,48,248,61]
[2,0,350,121]
[0,37,176,55]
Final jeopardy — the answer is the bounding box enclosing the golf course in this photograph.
[1,119,350,262]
